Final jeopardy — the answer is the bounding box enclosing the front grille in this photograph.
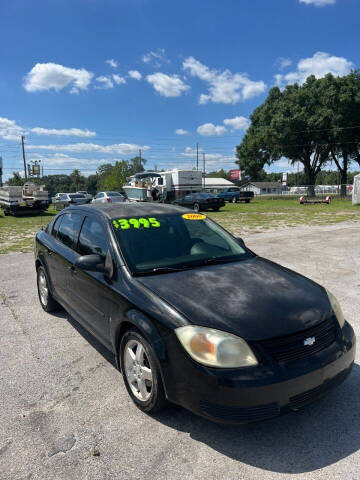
[289,365,352,410]
[258,317,337,363]
[200,400,280,422]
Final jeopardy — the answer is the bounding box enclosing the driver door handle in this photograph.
[68,265,77,275]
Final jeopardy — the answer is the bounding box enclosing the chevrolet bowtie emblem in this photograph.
[304,337,316,346]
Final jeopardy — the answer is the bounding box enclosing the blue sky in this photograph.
[0,0,359,180]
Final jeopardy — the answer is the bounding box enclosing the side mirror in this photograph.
[74,252,114,279]
[74,254,108,274]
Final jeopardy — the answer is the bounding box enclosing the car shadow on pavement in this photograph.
[152,364,360,474]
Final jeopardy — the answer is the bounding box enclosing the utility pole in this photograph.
[196,143,199,171]
[21,135,28,180]
[203,153,205,190]
[139,148,142,163]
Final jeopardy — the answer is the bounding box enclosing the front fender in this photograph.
[111,309,167,370]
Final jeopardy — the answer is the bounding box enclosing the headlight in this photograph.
[175,326,258,368]
[326,289,345,328]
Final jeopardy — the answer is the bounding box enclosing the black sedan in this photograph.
[35,203,355,424]
[173,193,225,212]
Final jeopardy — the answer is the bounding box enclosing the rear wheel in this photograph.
[37,266,60,312]
[231,196,237,203]
[193,203,200,212]
[212,207,220,211]
[120,329,168,413]
[245,199,250,203]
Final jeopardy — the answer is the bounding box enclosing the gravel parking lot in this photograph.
[0,222,359,480]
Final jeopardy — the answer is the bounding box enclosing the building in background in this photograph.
[204,177,235,193]
[239,181,284,195]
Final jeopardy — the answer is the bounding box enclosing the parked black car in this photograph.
[173,193,225,212]
[35,203,355,424]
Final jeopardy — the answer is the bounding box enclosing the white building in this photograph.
[204,177,235,193]
[239,181,284,195]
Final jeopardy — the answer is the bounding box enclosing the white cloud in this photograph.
[183,56,266,104]
[277,57,292,70]
[112,74,126,85]
[299,0,335,6]
[275,52,353,87]
[128,70,142,80]
[30,127,96,137]
[0,117,96,141]
[146,73,190,97]
[174,128,189,135]
[197,123,227,137]
[24,63,93,93]
[31,153,100,167]
[106,59,118,68]
[27,142,150,155]
[223,116,249,132]
[96,76,114,89]
[142,48,169,66]
[0,117,24,140]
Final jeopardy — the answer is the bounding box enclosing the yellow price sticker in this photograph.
[182,213,206,220]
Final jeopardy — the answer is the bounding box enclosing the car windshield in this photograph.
[69,194,85,199]
[111,213,252,275]
[107,192,122,197]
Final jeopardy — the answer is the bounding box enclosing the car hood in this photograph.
[136,257,332,341]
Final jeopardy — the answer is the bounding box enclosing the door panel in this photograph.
[70,215,113,345]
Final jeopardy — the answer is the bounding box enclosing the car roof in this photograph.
[63,202,190,219]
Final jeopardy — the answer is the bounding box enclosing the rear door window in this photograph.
[78,216,109,258]
[56,213,84,250]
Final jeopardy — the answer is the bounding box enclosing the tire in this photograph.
[120,329,168,413]
[37,265,60,313]
[245,199,250,204]
[212,207,220,211]
[231,196,237,203]
[193,203,200,212]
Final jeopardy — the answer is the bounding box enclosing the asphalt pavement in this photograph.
[0,222,359,480]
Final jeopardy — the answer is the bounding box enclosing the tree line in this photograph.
[6,156,147,196]
[236,71,360,196]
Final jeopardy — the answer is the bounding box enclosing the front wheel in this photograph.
[231,196,237,203]
[37,266,60,312]
[120,329,168,413]
[193,203,200,212]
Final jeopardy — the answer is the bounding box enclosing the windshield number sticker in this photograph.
[182,213,206,220]
[112,217,161,230]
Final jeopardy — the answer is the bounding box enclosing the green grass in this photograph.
[0,206,56,254]
[0,199,359,254]
[206,197,360,237]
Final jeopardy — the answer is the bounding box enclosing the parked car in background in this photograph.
[77,191,93,203]
[53,193,88,210]
[92,191,126,204]
[217,187,254,203]
[173,193,225,212]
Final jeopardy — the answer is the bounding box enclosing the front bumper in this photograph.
[161,321,355,424]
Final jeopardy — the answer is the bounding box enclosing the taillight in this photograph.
[106,197,112,203]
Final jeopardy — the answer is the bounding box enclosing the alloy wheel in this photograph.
[124,339,153,401]
[38,270,48,306]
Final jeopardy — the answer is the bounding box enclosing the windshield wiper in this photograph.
[136,266,188,276]
[195,256,244,267]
